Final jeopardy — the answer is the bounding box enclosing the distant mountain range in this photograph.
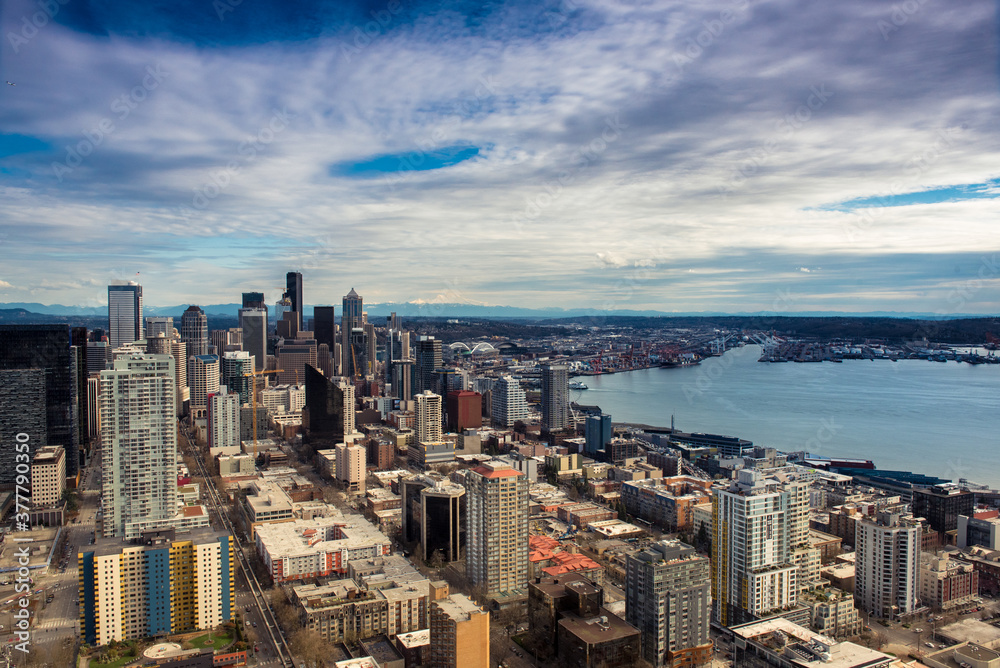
[0,301,994,321]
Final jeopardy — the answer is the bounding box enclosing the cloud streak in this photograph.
[0,0,997,313]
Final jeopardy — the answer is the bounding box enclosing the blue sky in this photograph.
[0,0,998,313]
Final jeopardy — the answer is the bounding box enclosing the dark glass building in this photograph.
[0,324,81,477]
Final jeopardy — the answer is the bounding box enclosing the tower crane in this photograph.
[242,368,284,461]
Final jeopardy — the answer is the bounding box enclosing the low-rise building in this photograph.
[255,512,392,582]
[797,588,862,639]
[919,552,979,611]
[620,476,712,533]
[729,618,893,668]
[558,610,642,668]
[557,502,616,529]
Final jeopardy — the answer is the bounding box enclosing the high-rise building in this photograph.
[31,446,66,507]
[340,288,363,376]
[189,354,220,419]
[414,337,442,395]
[491,376,528,427]
[87,340,110,374]
[277,338,317,385]
[855,511,921,619]
[304,366,355,443]
[314,306,336,350]
[912,484,975,536]
[242,292,266,309]
[392,359,414,402]
[207,387,240,454]
[335,442,366,494]
[465,461,529,601]
[0,324,81,477]
[446,390,482,433]
[428,594,489,668]
[626,540,712,667]
[181,305,208,358]
[169,340,188,416]
[100,354,178,540]
[711,469,803,626]
[585,413,613,456]
[415,390,443,443]
[87,376,101,440]
[238,306,267,372]
[400,475,466,563]
[145,316,174,339]
[108,281,142,349]
[210,327,242,354]
[285,271,304,330]
[540,364,569,432]
[79,528,234,646]
[220,350,254,404]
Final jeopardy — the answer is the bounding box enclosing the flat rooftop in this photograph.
[559,609,639,644]
[937,620,1000,648]
[733,617,893,668]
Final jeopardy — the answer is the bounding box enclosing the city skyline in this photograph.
[1,1,997,313]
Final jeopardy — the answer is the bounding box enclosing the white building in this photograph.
[100,354,179,539]
[189,354,220,419]
[207,386,240,456]
[490,376,528,428]
[260,384,305,415]
[855,511,921,619]
[712,469,811,626]
[415,390,443,443]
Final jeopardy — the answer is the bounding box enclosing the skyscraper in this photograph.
[465,461,529,601]
[189,354,220,419]
[540,363,569,431]
[285,271,304,330]
[340,288,364,377]
[585,413,613,456]
[220,350,254,404]
[145,316,174,339]
[415,390,443,443]
[239,307,267,372]
[626,540,712,667]
[304,365,355,443]
[241,292,266,309]
[313,306,336,349]
[414,336,442,395]
[491,376,528,427]
[0,324,81,477]
[711,469,802,626]
[855,511,921,619]
[207,386,240,454]
[180,305,208,358]
[100,354,177,539]
[108,281,142,349]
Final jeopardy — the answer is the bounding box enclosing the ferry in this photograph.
[569,381,589,390]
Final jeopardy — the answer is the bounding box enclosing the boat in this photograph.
[660,354,702,368]
[569,381,588,390]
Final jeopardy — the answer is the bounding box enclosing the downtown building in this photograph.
[540,363,569,432]
[711,469,815,626]
[108,281,143,349]
[465,461,530,605]
[238,295,267,372]
[100,354,208,539]
[626,540,712,668]
[854,510,921,619]
[188,354,220,419]
[490,376,528,428]
[0,324,84,478]
[415,390,443,443]
[428,594,490,668]
[401,475,466,563]
[207,386,240,456]
[78,528,234,646]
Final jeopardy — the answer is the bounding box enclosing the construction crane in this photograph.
[242,368,284,461]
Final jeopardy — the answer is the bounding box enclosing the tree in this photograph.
[291,628,329,668]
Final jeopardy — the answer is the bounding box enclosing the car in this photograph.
[252,622,257,627]
[914,628,923,633]
[926,643,935,648]
[246,621,250,627]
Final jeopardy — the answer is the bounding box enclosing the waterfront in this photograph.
[578,345,1000,489]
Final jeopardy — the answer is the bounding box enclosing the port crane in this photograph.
[709,334,734,356]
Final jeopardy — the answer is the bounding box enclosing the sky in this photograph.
[0,0,998,314]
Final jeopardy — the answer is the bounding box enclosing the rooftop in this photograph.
[732,618,893,668]
[395,629,430,648]
[558,609,639,645]
[432,594,486,622]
